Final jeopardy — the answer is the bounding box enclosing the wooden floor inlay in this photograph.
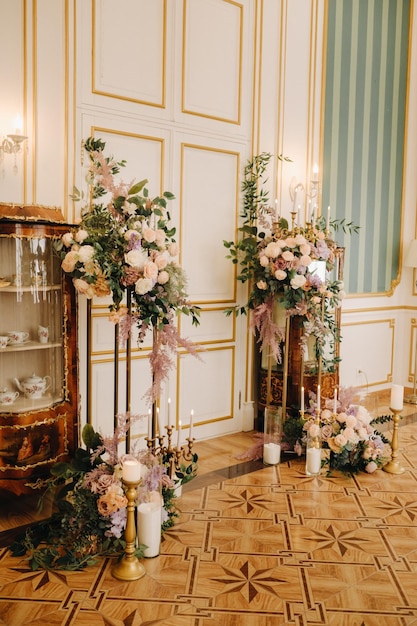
[1,420,417,625]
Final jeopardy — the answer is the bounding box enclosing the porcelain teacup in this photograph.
[8,330,29,344]
[0,336,10,349]
[0,389,19,405]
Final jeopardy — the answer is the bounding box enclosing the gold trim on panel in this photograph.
[31,0,37,202]
[91,126,165,193]
[408,318,417,383]
[179,142,240,305]
[177,304,237,344]
[91,0,166,109]
[182,0,243,125]
[176,345,235,429]
[23,0,28,202]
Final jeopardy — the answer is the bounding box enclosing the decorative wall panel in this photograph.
[92,0,166,107]
[182,0,243,123]
[180,307,235,344]
[180,143,239,302]
[323,0,411,294]
[177,347,235,437]
[340,318,395,388]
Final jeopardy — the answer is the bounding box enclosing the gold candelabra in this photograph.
[112,479,146,581]
[383,407,404,475]
[146,425,196,479]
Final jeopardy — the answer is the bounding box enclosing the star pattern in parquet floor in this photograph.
[1,421,417,625]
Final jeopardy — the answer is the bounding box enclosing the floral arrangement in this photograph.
[224,152,357,368]
[10,420,193,570]
[56,137,200,401]
[302,387,391,474]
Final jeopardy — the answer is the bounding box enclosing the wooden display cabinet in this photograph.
[0,204,78,497]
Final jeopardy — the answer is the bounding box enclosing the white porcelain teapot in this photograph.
[14,373,51,399]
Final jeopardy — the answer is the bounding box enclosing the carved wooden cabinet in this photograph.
[257,248,345,416]
[0,204,78,496]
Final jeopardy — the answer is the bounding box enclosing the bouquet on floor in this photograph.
[10,420,184,570]
[302,387,391,474]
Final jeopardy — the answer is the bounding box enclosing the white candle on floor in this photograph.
[306,448,321,476]
[263,442,281,465]
[137,501,162,558]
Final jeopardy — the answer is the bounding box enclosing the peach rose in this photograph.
[142,227,156,243]
[61,250,79,272]
[144,261,158,281]
[73,278,94,298]
[158,271,169,285]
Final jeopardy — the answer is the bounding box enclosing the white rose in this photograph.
[299,243,311,256]
[274,269,287,280]
[284,237,297,248]
[259,255,269,267]
[135,277,153,295]
[75,229,89,243]
[77,245,95,263]
[295,234,307,246]
[257,280,268,290]
[158,271,169,285]
[62,232,74,247]
[123,201,137,216]
[290,274,306,289]
[282,250,294,262]
[264,242,281,258]
[125,249,147,270]
[299,255,312,266]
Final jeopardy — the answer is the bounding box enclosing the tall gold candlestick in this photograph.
[383,407,404,475]
[112,480,146,581]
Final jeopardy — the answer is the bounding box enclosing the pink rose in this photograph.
[142,227,156,243]
[144,261,158,281]
[155,254,168,270]
[168,242,179,257]
[365,461,378,473]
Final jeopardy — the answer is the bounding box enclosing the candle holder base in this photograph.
[112,556,146,581]
[382,460,405,475]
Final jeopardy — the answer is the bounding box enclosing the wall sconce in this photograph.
[0,115,28,175]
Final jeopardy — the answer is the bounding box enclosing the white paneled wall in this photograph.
[2,0,417,445]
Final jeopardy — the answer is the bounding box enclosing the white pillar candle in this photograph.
[263,442,281,465]
[189,409,194,439]
[306,448,321,476]
[156,407,162,435]
[137,501,162,558]
[312,163,319,182]
[122,459,142,482]
[147,409,152,439]
[390,384,404,410]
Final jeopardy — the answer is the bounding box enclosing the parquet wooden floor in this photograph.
[1,409,417,625]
